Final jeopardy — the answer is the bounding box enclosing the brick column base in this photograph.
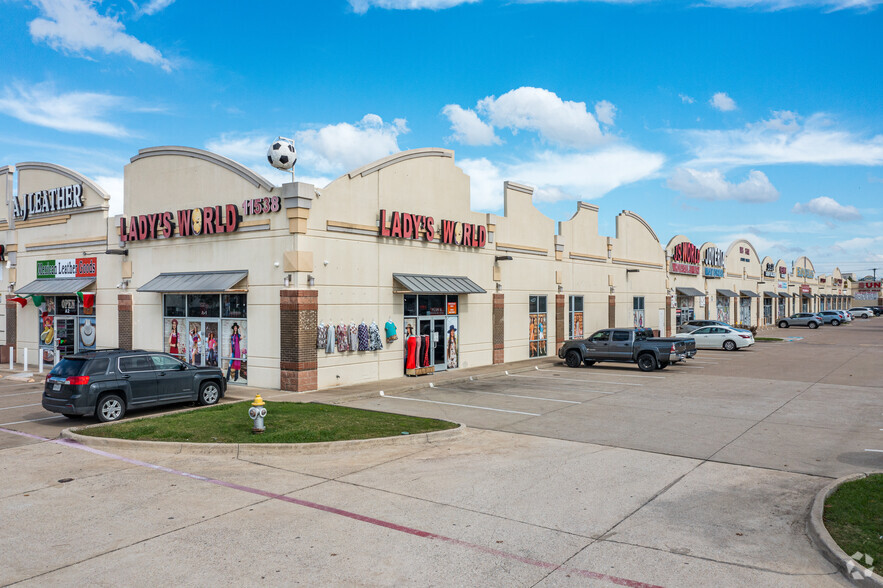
[555,294,564,348]
[118,294,132,350]
[280,289,318,392]
[608,295,615,328]
[492,294,504,365]
[705,296,710,320]
[665,295,672,337]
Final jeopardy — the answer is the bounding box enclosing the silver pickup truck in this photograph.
[558,327,695,372]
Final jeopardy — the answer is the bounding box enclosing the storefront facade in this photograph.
[0,146,859,390]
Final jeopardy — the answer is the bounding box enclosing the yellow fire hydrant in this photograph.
[248,394,267,433]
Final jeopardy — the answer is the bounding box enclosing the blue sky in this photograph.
[2,0,882,275]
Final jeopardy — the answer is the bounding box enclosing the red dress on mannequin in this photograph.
[406,336,418,370]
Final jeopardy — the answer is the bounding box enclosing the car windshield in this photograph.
[49,358,87,378]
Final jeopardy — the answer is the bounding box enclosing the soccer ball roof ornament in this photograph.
[267,137,297,170]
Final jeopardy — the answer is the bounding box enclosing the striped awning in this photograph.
[138,270,248,293]
[16,277,95,295]
[393,273,485,294]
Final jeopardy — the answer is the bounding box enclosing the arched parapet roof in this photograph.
[725,238,761,263]
[346,148,454,179]
[16,161,111,202]
[557,201,599,233]
[616,210,659,242]
[665,234,692,251]
[130,146,275,191]
[794,255,815,272]
[0,165,13,176]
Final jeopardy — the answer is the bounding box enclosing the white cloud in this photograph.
[93,174,124,215]
[709,92,737,111]
[679,93,696,104]
[594,100,616,126]
[701,0,882,10]
[461,147,665,210]
[667,167,779,202]
[28,0,171,71]
[348,0,478,13]
[792,196,862,221]
[683,111,883,168]
[139,0,175,16]
[205,132,271,163]
[477,87,606,149]
[296,114,409,174]
[441,104,500,146]
[0,82,129,136]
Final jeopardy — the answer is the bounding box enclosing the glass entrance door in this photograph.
[55,317,76,360]
[418,318,446,372]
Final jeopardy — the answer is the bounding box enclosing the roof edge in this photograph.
[131,146,275,191]
[15,162,111,202]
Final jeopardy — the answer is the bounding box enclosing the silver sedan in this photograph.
[674,326,754,351]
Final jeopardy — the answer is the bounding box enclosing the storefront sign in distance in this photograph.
[671,241,700,275]
[764,263,775,278]
[13,183,84,222]
[37,257,97,279]
[796,267,815,279]
[703,247,725,278]
[379,209,487,248]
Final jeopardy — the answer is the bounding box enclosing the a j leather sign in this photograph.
[379,209,487,248]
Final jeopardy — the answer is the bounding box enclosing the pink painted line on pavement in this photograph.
[0,426,663,588]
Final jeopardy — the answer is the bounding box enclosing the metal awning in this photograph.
[676,287,705,297]
[801,291,813,298]
[16,277,95,295]
[138,270,248,293]
[393,273,486,294]
[778,292,790,298]
[740,289,760,298]
[716,289,739,297]
[763,291,778,298]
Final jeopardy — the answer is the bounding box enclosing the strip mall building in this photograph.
[0,147,868,391]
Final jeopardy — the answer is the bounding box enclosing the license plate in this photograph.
[53,383,61,391]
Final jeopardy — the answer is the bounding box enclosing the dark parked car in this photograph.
[43,349,226,422]
[558,328,694,372]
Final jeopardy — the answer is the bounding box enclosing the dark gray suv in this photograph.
[43,349,226,422]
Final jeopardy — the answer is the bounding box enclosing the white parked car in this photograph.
[847,307,874,319]
[674,325,754,351]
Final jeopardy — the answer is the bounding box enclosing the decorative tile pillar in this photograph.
[280,289,317,392]
[492,294,504,364]
[665,295,672,336]
[608,295,616,328]
[555,294,565,348]
[118,294,132,350]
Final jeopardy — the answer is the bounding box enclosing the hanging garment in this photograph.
[384,320,398,343]
[405,336,418,370]
[325,322,335,354]
[368,321,383,351]
[317,322,328,349]
[336,323,350,352]
[414,333,422,366]
[349,322,359,351]
[358,322,369,351]
[422,335,431,367]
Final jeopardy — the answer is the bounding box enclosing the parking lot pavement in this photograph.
[0,320,878,586]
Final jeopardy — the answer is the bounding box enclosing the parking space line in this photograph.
[865,449,883,453]
[0,390,44,397]
[509,374,643,387]
[378,391,541,416]
[0,403,41,411]
[0,416,66,426]
[435,387,582,404]
[678,365,705,369]
[538,369,665,380]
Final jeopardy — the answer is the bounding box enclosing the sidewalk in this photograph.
[225,356,561,405]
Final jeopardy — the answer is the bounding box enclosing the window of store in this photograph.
[739,297,751,326]
[403,294,459,371]
[778,297,786,318]
[801,297,809,313]
[763,298,773,325]
[632,296,645,328]
[37,295,97,363]
[569,295,584,339]
[716,296,730,323]
[163,293,247,384]
[676,295,694,327]
[529,295,547,357]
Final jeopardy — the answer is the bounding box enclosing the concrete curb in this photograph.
[61,422,467,456]
[808,472,883,587]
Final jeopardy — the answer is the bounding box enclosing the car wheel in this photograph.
[198,381,221,406]
[723,340,737,351]
[583,360,595,367]
[778,321,788,328]
[657,361,669,370]
[96,394,126,423]
[808,321,819,329]
[831,319,840,326]
[637,354,656,372]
